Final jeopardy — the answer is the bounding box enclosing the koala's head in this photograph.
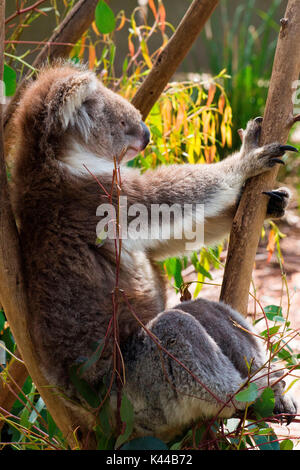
[15,63,150,169]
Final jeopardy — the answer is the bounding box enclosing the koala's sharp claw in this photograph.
[279,145,298,153]
[262,191,282,200]
[285,414,295,426]
[272,158,285,165]
[265,187,291,219]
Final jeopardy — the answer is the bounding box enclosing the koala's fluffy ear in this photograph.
[47,71,98,139]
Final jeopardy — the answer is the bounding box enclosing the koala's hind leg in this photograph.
[121,309,248,441]
[175,299,297,425]
[121,301,297,441]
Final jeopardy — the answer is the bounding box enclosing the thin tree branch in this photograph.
[220,0,300,316]
[131,0,219,119]
[5,0,48,24]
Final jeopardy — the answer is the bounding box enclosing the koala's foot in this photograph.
[263,187,291,219]
[239,118,298,178]
[274,392,298,425]
[241,116,263,151]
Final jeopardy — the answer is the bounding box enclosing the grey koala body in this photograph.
[11,63,296,442]
[122,299,296,440]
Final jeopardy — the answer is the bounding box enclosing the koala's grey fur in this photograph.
[10,62,296,442]
[122,300,296,440]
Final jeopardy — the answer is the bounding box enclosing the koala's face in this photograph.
[85,84,150,164]
[48,67,151,165]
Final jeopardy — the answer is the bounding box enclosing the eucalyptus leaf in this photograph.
[95,1,116,34]
[3,64,16,96]
[69,364,100,408]
[121,436,168,450]
[264,305,283,321]
[115,393,134,449]
[253,387,275,418]
[280,439,293,450]
[235,382,258,403]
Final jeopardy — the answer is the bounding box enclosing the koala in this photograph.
[11,62,297,442]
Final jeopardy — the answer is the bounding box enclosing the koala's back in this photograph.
[10,65,166,395]
[15,170,165,393]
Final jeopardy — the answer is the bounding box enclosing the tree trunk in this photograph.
[220,0,300,316]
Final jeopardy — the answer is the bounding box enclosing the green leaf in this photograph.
[95,1,116,34]
[252,431,280,450]
[29,396,45,424]
[253,387,275,418]
[115,393,134,449]
[3,64,16,96]
[69,364,100,408]
[121,436,168,450]
[164,257,183,290]
[1,327,15,355]
[98,398,112,436]
[79,339,105,376]
[280,439,293,450]
[264,305,283,322]
[260,325,280,338]
[47,411,59,440]
[12,376,32,411]
[196,264,213,280]
[0,310,5,332]
[235,382,258,403]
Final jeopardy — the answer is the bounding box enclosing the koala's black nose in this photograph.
[141,121,150,149]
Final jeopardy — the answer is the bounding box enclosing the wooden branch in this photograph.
[132,0,219,119]
[220,0,300,316]
[4,0,99,130]
[0,0,97,449]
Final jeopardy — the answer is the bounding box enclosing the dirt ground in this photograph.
[166,203,300,448]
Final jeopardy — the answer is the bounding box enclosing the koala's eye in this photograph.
[120,120,126,128]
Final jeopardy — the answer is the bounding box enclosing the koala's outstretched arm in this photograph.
[119,118,294,257]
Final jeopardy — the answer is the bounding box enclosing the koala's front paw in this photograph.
[239,117,298,178]
[241,116,263,151]
[253,143,298,172]
[263,187,291,219]
[274,392,298,425]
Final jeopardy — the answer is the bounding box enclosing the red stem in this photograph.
[5,0,49,25]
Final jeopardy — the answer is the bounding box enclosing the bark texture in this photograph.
[220,0,300,316]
